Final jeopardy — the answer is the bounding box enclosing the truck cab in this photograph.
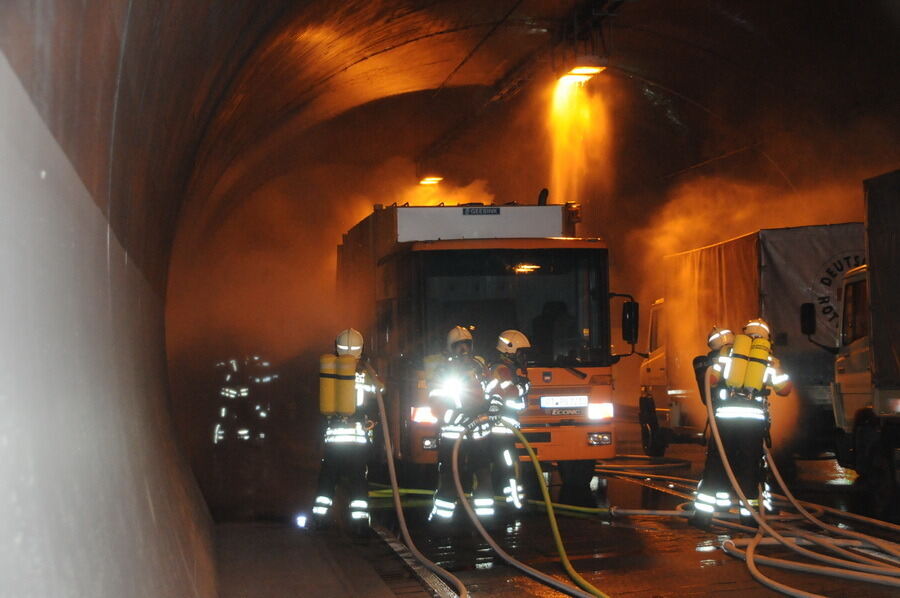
[338,203,639,489]
[831,265,876,433]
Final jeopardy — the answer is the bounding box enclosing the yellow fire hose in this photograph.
[511,426,612,598]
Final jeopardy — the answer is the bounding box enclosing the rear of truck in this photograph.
[640,224,863,455]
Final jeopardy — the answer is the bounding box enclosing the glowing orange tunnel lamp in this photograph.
[559,56,607,84]
[513,263,541,274]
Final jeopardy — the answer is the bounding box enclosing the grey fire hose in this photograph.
[375,391,470,598]
[703,375,900,597]
[451,432,597,598]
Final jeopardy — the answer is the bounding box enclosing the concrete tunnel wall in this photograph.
[0,53,215,597]
[0,0,286,594]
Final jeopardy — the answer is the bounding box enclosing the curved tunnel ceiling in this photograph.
[4,1,898,292]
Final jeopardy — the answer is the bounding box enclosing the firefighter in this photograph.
[428,326,494,522]
[485,330,530,511]
[311,328,382,533]
[692,318,792,527]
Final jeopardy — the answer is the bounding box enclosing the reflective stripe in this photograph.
[500,380,513,389]
[697,493,716,504]
[351,511,370,520]
[349,500,368,509]
[695,502,714,513]
[431,508,454,519]
[485,379,499,392]
[325,435,369,444]
[715,492,730,499]
[740,507,751,516]
[441,431,461,439]
[492,426,514,435]
[501,416,519,427]
[434,499,456,510]
[312,506,328,515]
[716,499,731,507]
[475,507,495,517]
[503,450,513,467]
[508,478,522,509]
[719,356,733,379]
[473,498,494,507]
[505,399,525,409]
[315,496,333,506]
[715,406,765,420]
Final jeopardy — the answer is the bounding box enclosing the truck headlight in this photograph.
[422,437,438,450]
[587,402,614,420]
[588,432,612,446]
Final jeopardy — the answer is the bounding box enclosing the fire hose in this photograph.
[375,391,470,598]
[703,374,900,597]
[451,423,611,598]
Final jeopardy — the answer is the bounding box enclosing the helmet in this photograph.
[446,326,473,354]
[335,328,364,357]
[497,330,531,354]
[706,326,734,350]
[743,318,770,340]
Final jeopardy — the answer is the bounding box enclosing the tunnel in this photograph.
[2,1,899,596]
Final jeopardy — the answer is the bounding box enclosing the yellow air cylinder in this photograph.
[743,337,772,391]
[335,355,358,416]
[726,334,752,388]
[319,354,338,415]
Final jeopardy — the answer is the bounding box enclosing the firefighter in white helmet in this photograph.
[428,326,493,522]
[692,318,792,527]
[485,330,530,510]
[311,328,382,533]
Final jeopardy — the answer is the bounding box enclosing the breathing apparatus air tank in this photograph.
[725,334,752,389]
[319,354,338,415]
[742,337,772,391]
[335,355,359,416]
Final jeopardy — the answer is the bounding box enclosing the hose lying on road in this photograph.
[451,429,606,598]
[375,391,470,598]
[703,375,900,597]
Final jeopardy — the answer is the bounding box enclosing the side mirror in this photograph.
[622,300,639,345]
[800,303,816,336]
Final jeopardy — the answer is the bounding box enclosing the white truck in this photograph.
[639,223,864,458]
[337,201,640,490]
[800,170,900,512]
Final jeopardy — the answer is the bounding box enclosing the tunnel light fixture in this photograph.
[419,176,444,185]
[513,263,541,274]
[560,55,607,84]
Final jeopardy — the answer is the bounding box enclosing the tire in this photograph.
[558,459,596,507]
[851,411,899,522]
[639,394,667,457]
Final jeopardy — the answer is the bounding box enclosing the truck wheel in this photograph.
[639,395,667,457]
[851,411,898,521]
[558,460,595,506]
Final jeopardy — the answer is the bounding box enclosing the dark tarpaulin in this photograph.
[865,170,900,389]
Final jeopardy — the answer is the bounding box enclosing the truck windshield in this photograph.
[418,248,612,367]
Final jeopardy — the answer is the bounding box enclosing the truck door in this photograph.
[834,275,872,432]
[640,300,667,401]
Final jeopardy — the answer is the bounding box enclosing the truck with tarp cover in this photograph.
[639,223,864,457]
[800,170,900,508]
[338,202,639,490]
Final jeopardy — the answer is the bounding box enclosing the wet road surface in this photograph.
[216,425,899,597]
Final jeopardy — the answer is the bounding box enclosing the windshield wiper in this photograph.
[563,365,588,380]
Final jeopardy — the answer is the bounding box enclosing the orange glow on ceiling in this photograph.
[419,176,444,185]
